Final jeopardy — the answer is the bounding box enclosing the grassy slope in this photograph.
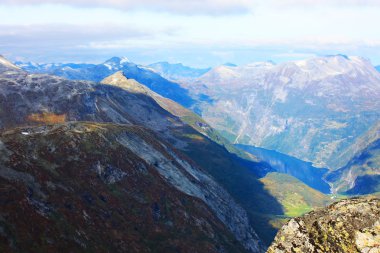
[260,172,331,219]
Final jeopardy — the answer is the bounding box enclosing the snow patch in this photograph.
[120,57,130,64]
[104,63,113,70]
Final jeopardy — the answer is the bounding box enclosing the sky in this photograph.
[1,0,380,67]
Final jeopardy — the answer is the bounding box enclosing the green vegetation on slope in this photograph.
[260,173,332,217]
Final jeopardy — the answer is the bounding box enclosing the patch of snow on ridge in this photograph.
[104,63,113,70]
[120,57,130,64]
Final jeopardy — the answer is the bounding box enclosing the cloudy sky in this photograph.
[1,0,380,67]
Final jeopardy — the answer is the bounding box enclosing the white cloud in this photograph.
[0,23,175,47]
[1,0,380,65]
[3,0,379,13]
[0,0,253,15]
[262,0,380,8]
[0,23,176,62]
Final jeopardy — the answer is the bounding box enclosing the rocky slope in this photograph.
[0,122,260,253]
[190,55,380,171]
[267,197,380,253]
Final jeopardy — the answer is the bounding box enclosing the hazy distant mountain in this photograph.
[148,61,210,81]
[15,57,195,108]
[190,55,380,170]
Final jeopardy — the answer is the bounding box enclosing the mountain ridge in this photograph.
[15,56,195,108]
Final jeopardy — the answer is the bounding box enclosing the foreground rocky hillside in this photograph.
[0,122,262,252]
[267,197,380,253]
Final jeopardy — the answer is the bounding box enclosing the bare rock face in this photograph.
[267,198,380,253]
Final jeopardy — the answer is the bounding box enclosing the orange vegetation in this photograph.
[27,112,66,124]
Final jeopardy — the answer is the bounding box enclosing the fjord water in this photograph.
[237,144,331,194]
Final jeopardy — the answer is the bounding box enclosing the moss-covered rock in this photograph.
[267,197,380,253]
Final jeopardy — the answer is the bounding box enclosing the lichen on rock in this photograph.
[267,197,380,253]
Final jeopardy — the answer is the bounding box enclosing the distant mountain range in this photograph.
[16,57,195,108]
[187,55,380,173]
